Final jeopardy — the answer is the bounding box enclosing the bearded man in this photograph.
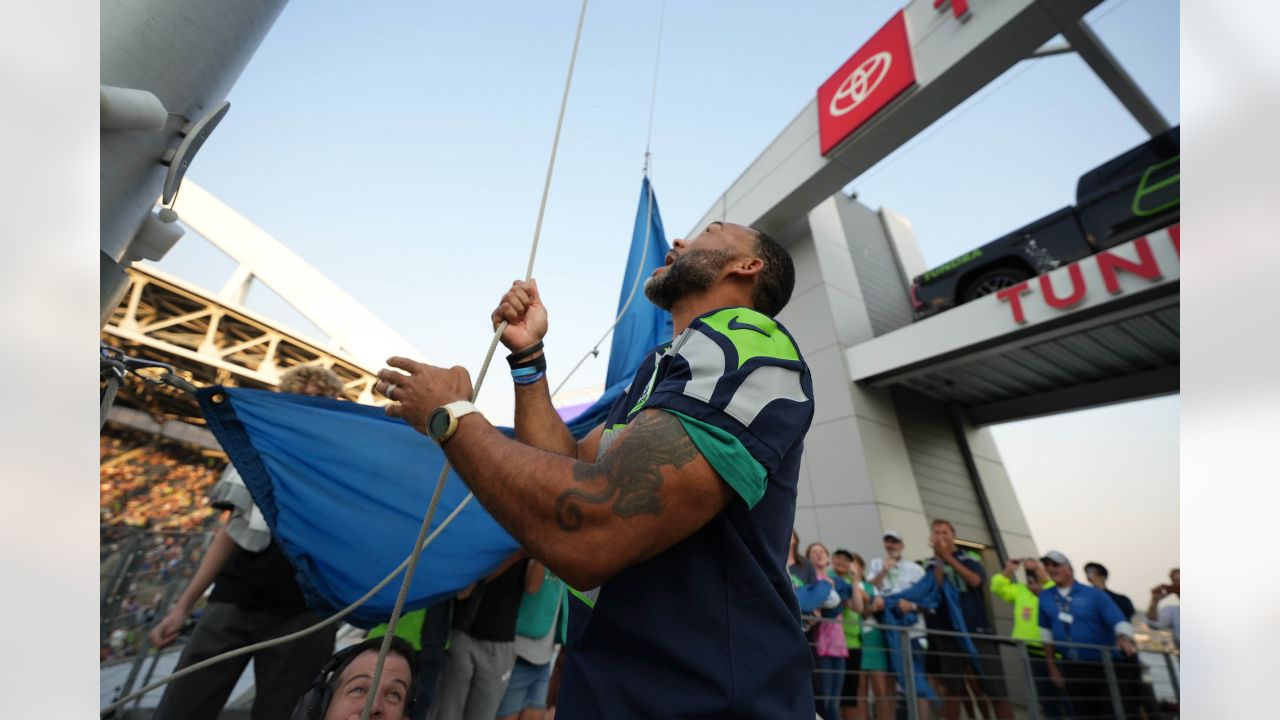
[375,221,816,718]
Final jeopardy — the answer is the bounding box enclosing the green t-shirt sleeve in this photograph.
[664,409,768,508]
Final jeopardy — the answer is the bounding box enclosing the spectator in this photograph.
[808,543,852,720]
[497,559,568,720]
[291,636,417,720]
[850,566,892,720]
[147,365,344,720]
[919,519,1012,720]
[428,555,529,720]
[789,529,817,585]
[1084,562,1137,620]
[867,530,925,596]
[365,601,455,720]
[1146,567,1180,647]
[991,557,1068,719]
[280,364,347,398]
[866,530,927,720]
[1038,550,1138,720]
[830,550,868,720]
[1087,561,1161,720]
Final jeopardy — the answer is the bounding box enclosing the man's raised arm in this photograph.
[492,279,602,461]
[374,353,731,590]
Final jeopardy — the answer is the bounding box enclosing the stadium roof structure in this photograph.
[103,264,391,424]
[103,180,428,425]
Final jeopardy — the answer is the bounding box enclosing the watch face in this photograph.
[428,408,451,439]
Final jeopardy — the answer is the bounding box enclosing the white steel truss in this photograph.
[104,265,388,423]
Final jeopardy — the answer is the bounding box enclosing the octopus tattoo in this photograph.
[554,411,699,532]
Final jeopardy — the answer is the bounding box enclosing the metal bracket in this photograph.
[160,101,230,205]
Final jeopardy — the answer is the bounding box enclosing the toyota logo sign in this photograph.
[818,11,916,156]
[829,51,893,117]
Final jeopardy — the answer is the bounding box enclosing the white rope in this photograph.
[101,0,591,716]
[642,0,666,174]
[551,0,666,398]
[357,1,590,716]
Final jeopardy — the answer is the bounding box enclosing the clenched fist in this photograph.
[491,279,548,353]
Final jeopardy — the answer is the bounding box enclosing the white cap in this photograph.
[1041,550,1071,566]
[883,530,903,542]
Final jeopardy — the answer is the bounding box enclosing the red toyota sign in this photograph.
[818,11,916,156]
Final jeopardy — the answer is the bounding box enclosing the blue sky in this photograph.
[152,0,1179,601]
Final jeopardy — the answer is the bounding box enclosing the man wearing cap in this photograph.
[866,530,928,719]
[867,531,925,596]
[1038,551,1138,719]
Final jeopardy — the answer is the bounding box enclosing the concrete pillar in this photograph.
[778,191,1036,565]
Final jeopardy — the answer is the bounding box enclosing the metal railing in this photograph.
[100,526,215,712]
[805,617,1179,719]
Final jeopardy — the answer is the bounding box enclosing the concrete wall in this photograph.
[778,191,1036,566]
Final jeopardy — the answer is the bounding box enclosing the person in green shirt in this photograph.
[989,557,1067,719]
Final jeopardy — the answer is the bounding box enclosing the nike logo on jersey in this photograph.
[727,315,770,336]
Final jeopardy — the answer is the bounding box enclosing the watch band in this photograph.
[435,400,479,443]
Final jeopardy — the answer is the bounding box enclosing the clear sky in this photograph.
[151,0,1179,602]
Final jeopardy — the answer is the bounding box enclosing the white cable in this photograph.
[357,1,591,716]
[551,0,666,399]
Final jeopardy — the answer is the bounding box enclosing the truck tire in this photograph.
[960,267,1030,302]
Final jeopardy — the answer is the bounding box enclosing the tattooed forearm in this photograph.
[554,411,699,531]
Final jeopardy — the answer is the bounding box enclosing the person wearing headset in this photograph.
[292,636,418,720]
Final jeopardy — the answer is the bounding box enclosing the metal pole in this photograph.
[1017,642,1042,720]
[1067,18,1171,136]
[118,635,151,708]
[949,406,1008,563]
[900,631,920,720]
[100,532,143,642]
[101,373,121,429]
[1100,652,1126,720]
[1163,651,1180,701]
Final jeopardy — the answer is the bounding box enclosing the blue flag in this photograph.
[198,388,520,626]
[567,176,672,436]
[194,175,671,625]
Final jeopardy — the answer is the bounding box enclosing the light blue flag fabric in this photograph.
[566,176,672,436]
[198,388,520,626]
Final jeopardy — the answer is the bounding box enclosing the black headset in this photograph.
[291,637,418,720]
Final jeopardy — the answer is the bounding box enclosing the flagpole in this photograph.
[552,0,667,400]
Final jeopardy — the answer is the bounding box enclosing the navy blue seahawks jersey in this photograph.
[558,306,816,719]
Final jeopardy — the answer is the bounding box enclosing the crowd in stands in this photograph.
[100,424,226,532]
[788,523,1180,720]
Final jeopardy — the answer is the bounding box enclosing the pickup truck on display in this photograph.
[910,126,1179,320]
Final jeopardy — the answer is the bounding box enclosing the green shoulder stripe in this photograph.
[699,307,798,369]
[665,409,767,508]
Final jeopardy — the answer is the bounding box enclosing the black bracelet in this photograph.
[510,354,547,373]
[506,341,544,367]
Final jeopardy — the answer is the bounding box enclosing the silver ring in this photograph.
[385,383,397,400]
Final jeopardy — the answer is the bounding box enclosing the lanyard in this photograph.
[1055,588,1075,648]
